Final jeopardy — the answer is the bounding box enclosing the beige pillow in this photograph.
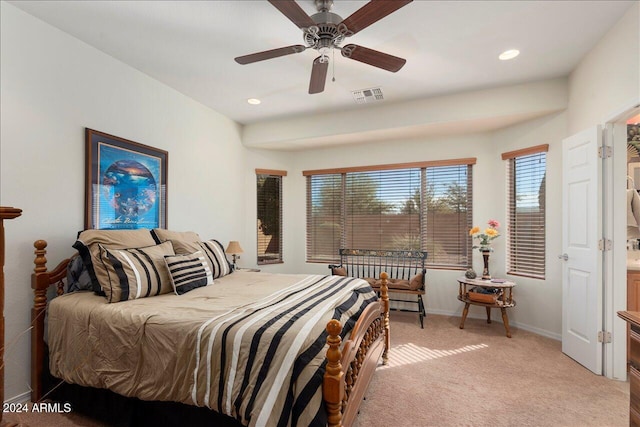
[100,241,175,302]
[374,278,411,290]
[73,229,156,293]
[372,274,423,290]
[331,267,347,276]
[151,228,201,243]
[364,277,377,287]
[410,273,424,290]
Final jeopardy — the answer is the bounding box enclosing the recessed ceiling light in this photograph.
[499,49,520,61]
[247,98,261,105]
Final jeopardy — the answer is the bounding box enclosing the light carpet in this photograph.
[2,312,629,427]
[353,312,629,427]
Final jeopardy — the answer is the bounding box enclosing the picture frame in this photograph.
[85,128,168,230]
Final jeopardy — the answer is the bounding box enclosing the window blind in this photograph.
[424,165,473,268]
[306,174,343,263]
[304,160,474,268]
[256,170,285,265]
[345,169,421,251]
[505,152,546,278]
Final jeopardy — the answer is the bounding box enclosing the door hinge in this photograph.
[598,239,612,251]
[598,146,613,158]
[598,330,612,343]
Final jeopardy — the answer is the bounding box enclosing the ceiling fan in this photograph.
[235,0,413,94]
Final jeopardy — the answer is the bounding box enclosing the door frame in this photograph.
[605,101,640,380]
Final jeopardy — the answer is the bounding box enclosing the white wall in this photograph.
[0,2,253,401]
[243,78,568,149]
[568,1,640,134]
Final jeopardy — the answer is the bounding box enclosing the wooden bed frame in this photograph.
[30,240,390,427]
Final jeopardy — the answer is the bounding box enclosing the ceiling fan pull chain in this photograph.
[332,48,336,82]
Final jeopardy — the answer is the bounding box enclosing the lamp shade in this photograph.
[226,241,244,255]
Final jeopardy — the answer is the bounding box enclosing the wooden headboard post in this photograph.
[31,240,68,402]
[31,240,49,402]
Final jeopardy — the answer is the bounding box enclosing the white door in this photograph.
[561,126,603,374]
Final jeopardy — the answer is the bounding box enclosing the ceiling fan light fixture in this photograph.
[499,49,520,61]
[237,0,414,94]
[247,98,261,105]
[314,0,334,13]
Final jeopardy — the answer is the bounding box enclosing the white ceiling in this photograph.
[9,0,635,127]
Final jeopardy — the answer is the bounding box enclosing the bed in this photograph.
[30,233,390,427]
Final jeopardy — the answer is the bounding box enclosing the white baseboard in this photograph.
[4,390,31,405]
[509,321,561,341]
[424,308,562,341]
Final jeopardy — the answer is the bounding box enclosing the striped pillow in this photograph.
[170,239,232,279]
[99,241,175,303]
[165,251,213,295]
[73,229,157,294]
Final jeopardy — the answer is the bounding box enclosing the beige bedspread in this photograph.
[47,272,378,427]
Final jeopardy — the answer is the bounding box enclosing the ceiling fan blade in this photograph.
[341,44,406,72]
[339,0,412,36]
[309,56,329,94]
[268,0,316,29]
[235,45,307,65]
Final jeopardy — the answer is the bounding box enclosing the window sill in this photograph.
[506,271,545,280]
[257,260,284,266]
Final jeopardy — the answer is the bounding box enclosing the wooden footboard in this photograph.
[30,240,390,426]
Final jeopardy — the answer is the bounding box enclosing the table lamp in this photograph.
[226,241,244,270]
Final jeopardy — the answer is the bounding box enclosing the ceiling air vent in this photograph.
[351,87,384,104]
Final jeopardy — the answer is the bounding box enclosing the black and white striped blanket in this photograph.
[189,274,377,427]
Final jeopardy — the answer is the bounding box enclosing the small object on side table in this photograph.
[467,286,502,304]
[481,249,491,280]
[235,268,261,272]
[456,276,516,338]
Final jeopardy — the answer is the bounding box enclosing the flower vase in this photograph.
[481,249,491,280]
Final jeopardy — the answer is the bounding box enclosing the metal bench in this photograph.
[329,248,428,328]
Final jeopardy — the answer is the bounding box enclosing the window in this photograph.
[304,159,475,268]
[306,173,343,263]
[503,145,548,278]
[256,169,286,265]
